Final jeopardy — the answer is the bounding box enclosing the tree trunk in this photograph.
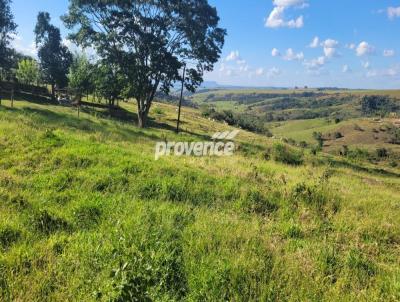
[51,83,55,101]
[138,109,147,128]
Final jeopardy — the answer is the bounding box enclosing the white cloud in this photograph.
[356,42,375,56]
[303,56,326,70]
[273,0,306,7]
[388,7,400,19]
[321,39,339,58]
[10,34,37,57]
[226,50,240,62]
[255,68,265,76]
[283,48,304,61]
[267,67,282,78]
[342,65,351,73]
[265,0,307,29]
[366,65,400,78]
[309,36,319,48]
[271,48,280,57]
[383,49,395,57]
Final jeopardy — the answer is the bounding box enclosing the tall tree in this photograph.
[94,61,125,113]
[68,53,94,100]
[34,12,72,99]
[16,59,40,85]
[0,0,17,70]
[63,0,226,127]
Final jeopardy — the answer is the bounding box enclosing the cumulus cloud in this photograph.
[271,48,280,57]
[303,56,326,70]
[265,0,307,29]
[388,7,400,19]
[383,49,395,57]
[283,48,304,61]
[226,50,240,62]
[309,36,319,48]
[356,42,375,56]
[321,39,339,58]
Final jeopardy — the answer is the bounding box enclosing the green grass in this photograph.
[268,118,345,143]
[0,96,400,301]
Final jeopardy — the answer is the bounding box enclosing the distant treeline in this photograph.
[201,106,271,135]
[201,91,328,105]
[155,92,198,108]
[361,95,400,116]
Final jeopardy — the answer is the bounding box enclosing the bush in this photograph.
[334,132,343,139]
[272,143,303,166]
[376,148,388,158]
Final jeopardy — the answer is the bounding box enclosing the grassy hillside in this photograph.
[0,96,400,301]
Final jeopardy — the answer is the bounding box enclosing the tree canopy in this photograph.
[16,59,40,85]
[0,0,17,70]
[35,12,72,98]
[68,53,93,99]
[63,0,226,127]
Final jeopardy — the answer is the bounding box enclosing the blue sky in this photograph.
[9,0,400,89]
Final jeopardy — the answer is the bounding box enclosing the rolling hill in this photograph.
[0,95,399,301]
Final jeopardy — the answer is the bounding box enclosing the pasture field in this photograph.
[0,96,399,301]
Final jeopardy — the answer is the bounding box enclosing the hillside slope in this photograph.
[0,97,399,301]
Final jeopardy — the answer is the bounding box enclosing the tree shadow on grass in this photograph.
[326,157,400,178]
[15,107,163,143]
[82,105,212,141]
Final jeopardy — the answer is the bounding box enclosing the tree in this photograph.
[16,59,40,85]
[94,62,125,113]
[0,0,17,70]
[63,0,226,127]
[68,53,93,100]
[34,12,72,99]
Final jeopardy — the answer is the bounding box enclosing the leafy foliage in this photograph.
[67,54,93,98]
[0,0,17,69]
[16,59,41,85]
[63,0,226,127]
[361,95,399,116]
[34,12,72,96]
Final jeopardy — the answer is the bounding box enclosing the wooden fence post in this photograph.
[11,88,14,108]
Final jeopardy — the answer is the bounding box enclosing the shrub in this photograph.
[334,132,343,139]
[272,143,303,166]
[376,148,388,158]
[313,132,324,148]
